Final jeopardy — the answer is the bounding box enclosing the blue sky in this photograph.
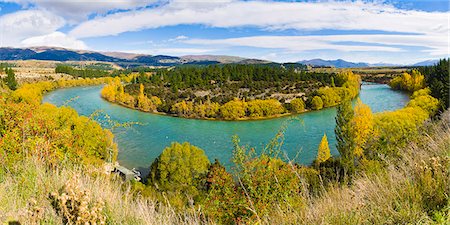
[0,0,448,64]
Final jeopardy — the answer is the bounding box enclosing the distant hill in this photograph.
[412,59,439,66]
[0,47,272,67]
[0,47,440,68]
[298,59,369,68]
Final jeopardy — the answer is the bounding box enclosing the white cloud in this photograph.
[125,47,218,55]
[21,31,87,49]
[0,9,65,47]
[183,34,448,56]
[3,0,155,22]
[69,1,448,38]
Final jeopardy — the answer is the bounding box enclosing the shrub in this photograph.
[148,142,210,196]
[290,98,305,113]
[310,96,323,110]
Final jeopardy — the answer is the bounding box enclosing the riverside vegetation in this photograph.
[0,59,449,224]
[100,64,361,120]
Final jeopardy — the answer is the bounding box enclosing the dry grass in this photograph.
[0,158,206,224]
[264,111,450,224]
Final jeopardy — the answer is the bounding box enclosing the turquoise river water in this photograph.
[43,83,409,173]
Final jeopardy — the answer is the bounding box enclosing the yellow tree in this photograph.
[316,133,331,163]
[351,99,374,157]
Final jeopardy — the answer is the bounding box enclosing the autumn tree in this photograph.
[148,142,210,195]
[220,99,247,120]
[316,133,331,163]
[290,98,305,113]
[310,96,323,110]
[350,99,374,157]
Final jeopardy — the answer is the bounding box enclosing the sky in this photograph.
[0,0,448,64]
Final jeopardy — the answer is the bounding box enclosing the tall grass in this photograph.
[0,157,206,224]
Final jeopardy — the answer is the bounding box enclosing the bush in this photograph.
[148,142,210,196]
[310,96,323,110]
[290,98,305,113]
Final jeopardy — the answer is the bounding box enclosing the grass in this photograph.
[1,110,448,224]
[0,157,205,224]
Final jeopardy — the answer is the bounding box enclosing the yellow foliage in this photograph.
[290,98,305,113]
[389,70,425,92]
[171,100,194,117]
[247,99,285,118]
[407,88,439,116]
[351,99,374,157]
[316,134,331,163]
[220,99,248,120]
[310,96,323,110]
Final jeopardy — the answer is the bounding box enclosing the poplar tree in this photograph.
[4,67,18,90]
[316,133,331,163]
[335,100,355,174]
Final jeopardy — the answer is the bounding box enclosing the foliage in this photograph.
[334,100,355,175]
[350,99,374,157]
[310,96,323,110]
[389,70,425,92]
[0,100,117,166]
[418,58,449,110]
[148,142,210,196]
[247,99,285,118]
[11,77,113,105]
[3,66,18,90]
[289,98,305,113]
[316,134,331,163]
[407,88,439,116]
[316,87,341,107]
[101,78,162,112]
[219,99,248,120]
[56,64,111,78]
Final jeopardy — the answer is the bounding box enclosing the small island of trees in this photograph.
[100,64,361,120]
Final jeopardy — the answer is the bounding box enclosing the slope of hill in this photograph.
[298,58,369,68]
[0,47,271,67]
[412,59,439,66]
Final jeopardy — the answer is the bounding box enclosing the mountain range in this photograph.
[0,47,440,68]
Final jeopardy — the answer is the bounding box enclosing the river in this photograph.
[43,83,409,173]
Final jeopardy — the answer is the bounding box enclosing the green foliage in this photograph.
[418,58,449,110]
[4,67,18,90]
[56,64,111,78]
[148,142,210,196]
[334,100,355,175]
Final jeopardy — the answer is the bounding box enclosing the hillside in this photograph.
[0,47,271,67]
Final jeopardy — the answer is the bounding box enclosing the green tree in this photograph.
[4,67,18,90]
[316,133,331,163]
[334,100,355,175]
[148,142,210,195]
